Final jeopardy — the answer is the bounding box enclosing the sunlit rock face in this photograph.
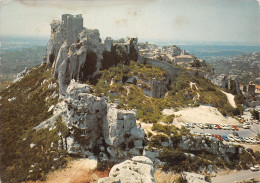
[58,80,145,158]
[98,156,156,183]
[45,14,139,95]
[46,14,104,94]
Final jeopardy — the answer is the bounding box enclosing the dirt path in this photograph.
[212,169,260,183]
[220,90,237,108]
[29,158,108,183]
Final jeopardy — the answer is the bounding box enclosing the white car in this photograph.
[228,134,234,138]
[213,125,218,130]
[242,125,250,129]
[251,139,257,144]
[234,137,241,142]
[229,138,235,142]
[243,137,250,143]
[250,165,259,171]
[223,126,230,130]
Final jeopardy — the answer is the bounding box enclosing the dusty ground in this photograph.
[29,158,109,183]
[154,170,180,182]
[221,90,237,108]
[163,105,240,128]
[138,120,153,134]
[236,143,260,151]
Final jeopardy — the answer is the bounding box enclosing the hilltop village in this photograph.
[0,14,260,183]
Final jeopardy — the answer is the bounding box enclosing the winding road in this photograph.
[212,169,260,183]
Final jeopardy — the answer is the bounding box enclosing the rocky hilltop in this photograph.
[1,14,259,183]
[45,14,139,94]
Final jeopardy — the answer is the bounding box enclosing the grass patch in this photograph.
[0,64,61,182]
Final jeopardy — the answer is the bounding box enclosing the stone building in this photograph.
[104,37,113,52]
[247,81,256,96]
[174,55,195,67]
[61,14,83,45]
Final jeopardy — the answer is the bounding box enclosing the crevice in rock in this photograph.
[49,53,55,64]
[79,51,98,82]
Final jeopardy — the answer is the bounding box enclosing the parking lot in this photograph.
[182,122,260,144]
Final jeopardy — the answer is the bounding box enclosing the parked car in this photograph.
[233,132,239,136]
[208,124,213,129]
[229,137,235,142]
[228,134,234,138]
[234,137,241,142]
[222,135,229,141]
[244,137,251,143]
[233,125,238,130]
[240,137,245,143]
[193,132,199,136]
[242,125,250,129]
[216,124,222,129]
[214,135,223,141]
[250,165,259,171]
[205,133,211,136]
[213,125,218,130]
[190,124,195,128]
[251,139,257,144]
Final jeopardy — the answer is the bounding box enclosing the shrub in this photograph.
[152,123,178,135]
[251,109,259,120]
[0,65,62,182]
[159,148,187,172]
[96,161,115,171]
[162,114,175,123]
[148,134,168,148]
[234,94,244,104]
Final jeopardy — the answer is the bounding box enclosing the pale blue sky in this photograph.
[0,0,260,45]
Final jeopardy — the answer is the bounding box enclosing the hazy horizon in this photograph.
[0,0,260,46]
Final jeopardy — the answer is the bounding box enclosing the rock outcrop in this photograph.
[128,76,169,98]
[45,14,139,95]
[182,172,208,183]
[13,67,30,83]
[178,136,236,161]
[210,74,241,95]
[98,156,156,183]
[35,80,145,159]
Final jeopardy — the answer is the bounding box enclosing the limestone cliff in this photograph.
[45,14,139,95]
[35,80,145,159]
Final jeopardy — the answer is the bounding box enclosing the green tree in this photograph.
[251,109,259,120]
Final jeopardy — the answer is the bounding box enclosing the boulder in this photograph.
[99,156,156,183]
[142,147,160,162]
[13,67,30,83]
[183,172,207,183]
[98,177,121,183]
[103,104,145,149]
